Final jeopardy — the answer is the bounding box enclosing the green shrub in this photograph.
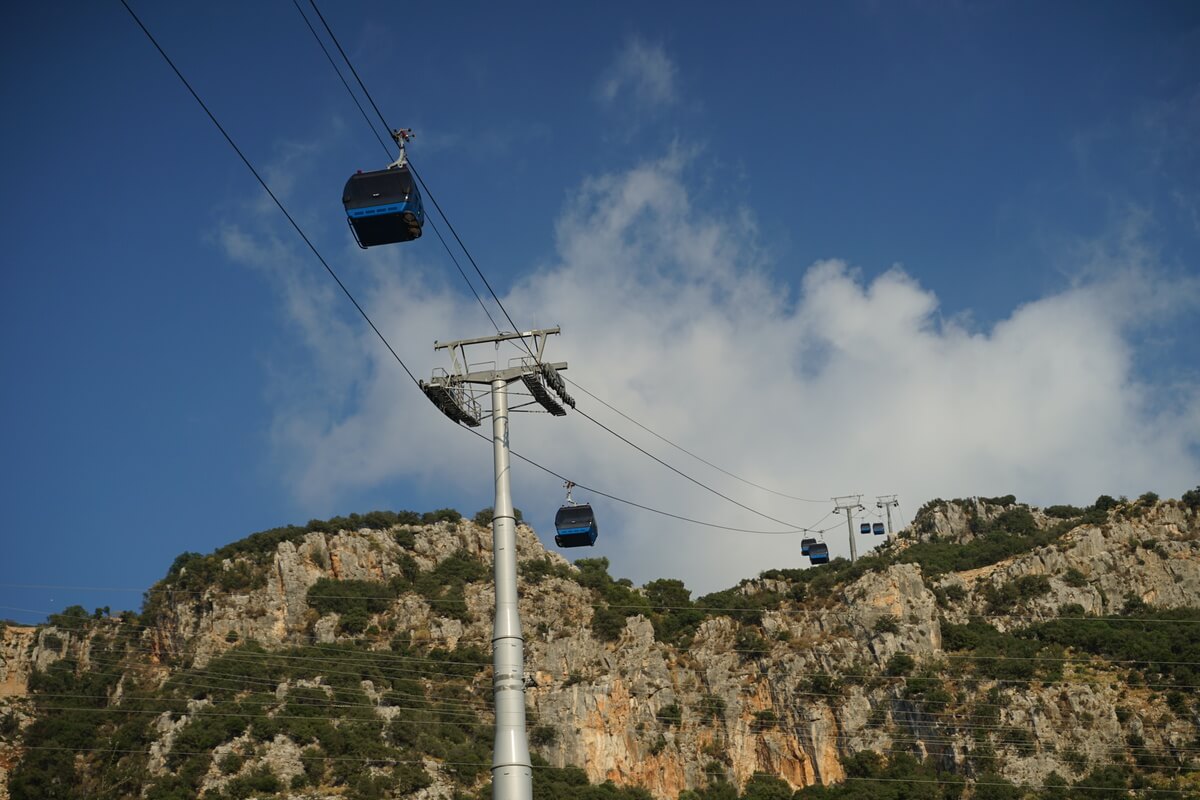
[984,573,1052,612]
[530,724,557,746]
[644,578,703,645]
[1063,568,1088,588]
[422,508,463,524]
[752,709,778,727]
[693,693,726,721]
[885,653,915,676]
[216,560,265,592]
[804,673,841,695]
[741,772,792,800]
[735,626,768,659]
[217,751,244,775]
[521,557,574,584]
[1044,505,1084,519]
[306,578,393,616]
[658,703,682,727]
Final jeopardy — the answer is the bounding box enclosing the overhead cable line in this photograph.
[119,0,421,392]
[17,744,1198,793]
[291,1,501,333]
[35,619,1200,691]
[305,2,517,340]
[568,404,815,531]
[8,584,1200,625]
[465,427,834,535]
[299,0,832,536]
[50,631,1200,686]
[118,1,790,544]
[290,0,390,160]
[306,0,392,139]
[565,376,828,503]
[44,645,1200,714]
[26,701,1200,765]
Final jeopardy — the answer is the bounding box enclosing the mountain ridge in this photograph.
[1,493,1198,799]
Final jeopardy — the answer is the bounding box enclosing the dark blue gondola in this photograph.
[554,504,598,548]
[873,523,886,535]
[343,165,424,248]
[343,128,425,249]
[808,542,830,564]
[859,523,871,534]
[800,537,816,555]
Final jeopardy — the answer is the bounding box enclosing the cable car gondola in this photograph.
[800,537,816,555]
[808,542,830,565]
[859,523,871,535]
[343,128,425,248]
[554,482,598,548]
[873,522,886,535]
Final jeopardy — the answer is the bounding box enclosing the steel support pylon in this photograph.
[833,495,865,563]
[489,379,532,800]
[421,327,573,800]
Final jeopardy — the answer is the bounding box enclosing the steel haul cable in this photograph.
[300,0,834,536]
[115,1,812,543]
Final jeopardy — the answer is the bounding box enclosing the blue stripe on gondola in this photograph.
[558,526,593,535]
[347,202,419,219]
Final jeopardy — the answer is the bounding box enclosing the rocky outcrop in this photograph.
[937,504,1200,626]
[2,498,1198,799]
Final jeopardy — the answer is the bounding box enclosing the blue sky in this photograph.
[2,1,1198,624]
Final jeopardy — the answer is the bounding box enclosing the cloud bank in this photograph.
[222,147,1200,595]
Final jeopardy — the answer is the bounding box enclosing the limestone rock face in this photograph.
[0,627,37,700]
[2,499,1198,799]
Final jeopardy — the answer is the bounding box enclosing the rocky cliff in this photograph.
[1,496,1198,800]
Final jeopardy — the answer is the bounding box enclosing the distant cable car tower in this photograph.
[876,495,899,537]
[833,494,866,563]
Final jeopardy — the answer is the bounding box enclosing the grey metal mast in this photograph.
[420,327,574,800]
[876,494,899,536]
[833,494,865,562]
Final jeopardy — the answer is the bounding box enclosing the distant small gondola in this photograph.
[808,542,830,564]
[859,523,871,534]
[800,537,817,555]
[554,504,598,548]
[873,522,886,535]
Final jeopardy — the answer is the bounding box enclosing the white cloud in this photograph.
[223,150,1200,597]
[597,37,678,110]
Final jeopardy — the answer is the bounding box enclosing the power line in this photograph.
[565,376,828,503]
[16,744,1196,794]
[33,616,1200,688]
[305,0,392,139]
[569,404,816,532]
[474,428,835,535]
[297,0,834,538]
[290,0,390,160]
[114,0,830,555]
[118,0,421,392]
[6,579,1200,625]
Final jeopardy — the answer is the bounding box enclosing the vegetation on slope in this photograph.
[6,492,1199,800]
